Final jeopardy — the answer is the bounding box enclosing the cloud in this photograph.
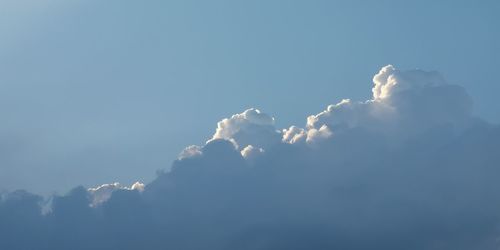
[178,145,203,160]
[299,65,474,145]
[87,182,145,206]
[240,145,264,162]
[211,108,281,150]
[1,65,500,250]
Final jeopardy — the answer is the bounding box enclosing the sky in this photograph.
[0,0,499,195]
[2,1,500,249]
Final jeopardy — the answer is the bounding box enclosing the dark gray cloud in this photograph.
[1,66,500,249]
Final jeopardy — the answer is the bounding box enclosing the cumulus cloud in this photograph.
[281,65,474,146]
[88,182,145,206]
[240,145,264,161]
[1,65,499,250]
[211,108,281,149]
[178,145,203,160]
[282,125,307,144]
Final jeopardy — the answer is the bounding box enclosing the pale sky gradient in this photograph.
[0,0,499,194]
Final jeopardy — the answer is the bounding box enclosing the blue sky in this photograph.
[0,0,499,194]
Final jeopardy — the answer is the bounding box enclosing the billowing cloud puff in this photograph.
[282,125,307,144]
[190,64,471,154]
[88,182,145,206]
[287,65,474,145]
[211,108,281,149]
[240,145,264,160]
[373,65,473,127]
[305,98,390,134]
[373,64,445,100]
[1,65,499,250]
[178,145,203,160]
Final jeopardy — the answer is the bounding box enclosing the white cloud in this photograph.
[182,65,475,161]
[210,108,281,150]
[178,145,203,160]
[282,126,307,144]
[285,65,473,145]
[372,64,446,101]
[130,182,145,192]
[88,182,144,206]
[240,145,264,160]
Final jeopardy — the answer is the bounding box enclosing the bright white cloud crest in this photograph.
[183,65,473,158]
[210,108,280,150]
[88,182,145,206]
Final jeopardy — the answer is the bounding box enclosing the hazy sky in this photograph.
[3,2,500,249]
[0,0,499,195]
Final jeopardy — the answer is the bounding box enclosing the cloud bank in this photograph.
[1,65,500,250]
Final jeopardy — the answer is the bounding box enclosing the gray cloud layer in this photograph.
[1,66,500,249]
